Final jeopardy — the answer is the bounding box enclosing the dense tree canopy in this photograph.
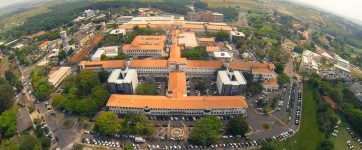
[95,111,121,136]
[135,82,157,95]
[189,116,222,145]
[227,116,249,136]
[51,70,110,116]
[0,83,15,113]
[277,73,290,86]
[0,110,16,138]
[181,46,208,60]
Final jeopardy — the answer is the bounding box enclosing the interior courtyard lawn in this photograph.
[280,82,324,150]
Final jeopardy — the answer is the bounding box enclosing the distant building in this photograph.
[60,31,68,47]
[122,36,166,57]
[116,16,134,24]
[230,31,245,43]
[216,70,247,96]
[299,50,321,75]
[78,60,126,72]
[127,16,185,24]
[48,67,71,88]
[334,57,350,73]
[197,37,215,46]
[186,11,224,23]
[107,69,138,94]
[109,29,126,36]
[83,9,96,18]
[38,41,49,51]
[91,46,119,61]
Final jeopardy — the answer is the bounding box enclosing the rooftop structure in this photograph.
[78,60,126,72]
[230,31,246,43]
[229,61,276,81]
[212,51,233,60]
[216,70,247,96]
[206,46,221,53]
[127,16,185,24]
[91,46,119,61]
[109,29,126,36]
[334,57,350,73]
[262,78,279,92]
[108,69,138,94]
[107,71,248,116]
[299,50,321,75]
[122,36,166,57]
[48,67,71,88]
[186,11,224,23]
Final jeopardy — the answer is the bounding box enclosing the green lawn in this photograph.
[280,82,324,149]
[330,121,362,150]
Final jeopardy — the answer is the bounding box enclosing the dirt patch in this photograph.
[261,123,271,130]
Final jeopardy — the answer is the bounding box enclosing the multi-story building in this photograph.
[91,46,119,61]
[107,71,248,116]
[78,60,125,72]
[262,78,279,92]
[230,31,246,43]
[107,69,138,94]
[60,31,68,47]
[229,61,276,81]
[38,41,49,51]
[122,36,167,57]
[299,50,321,75]
[216,70,247,96]
[197,37,215,46]
[48,67,71,88]
[186,11,224,23]
[178,32,198,48]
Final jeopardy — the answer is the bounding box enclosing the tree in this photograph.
[227,116,249,136]
[215,31,230,41]
[58,50,67,61]
[189,116,222,145]
[277,73,290,86]
[318,139,334,150]
[76,70,101,95]
[274,63,284,74]
[51,94,68,109]
[20,135,41,150]
[95,111,121,136]
[246,82,263,96]
[34,82,53,100]
[0,110,16,138]
[0,83,15,113]
[98,70,110,83]
[5,70,18,86]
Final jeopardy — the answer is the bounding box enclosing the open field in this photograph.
[0,6,49,29]
[330,122,362,150]
[280,82,324,149]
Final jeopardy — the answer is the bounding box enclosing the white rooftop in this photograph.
[218,70,247,86]
[108,69,137,84]
[213,51,232,58]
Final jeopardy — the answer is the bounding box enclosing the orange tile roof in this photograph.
[106,94,248,109]
[253,67,273,74]
[182,24,205,29]
[168,72,187,98]
[122,35,166,51]
[206,46,221,52]
[197,37,215,42]
[207,25,232,31]
[38,41,49,48]
[79,60,125,69]
[129,59,168,68]
[262,78,279,87]
[187,60,223,68]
